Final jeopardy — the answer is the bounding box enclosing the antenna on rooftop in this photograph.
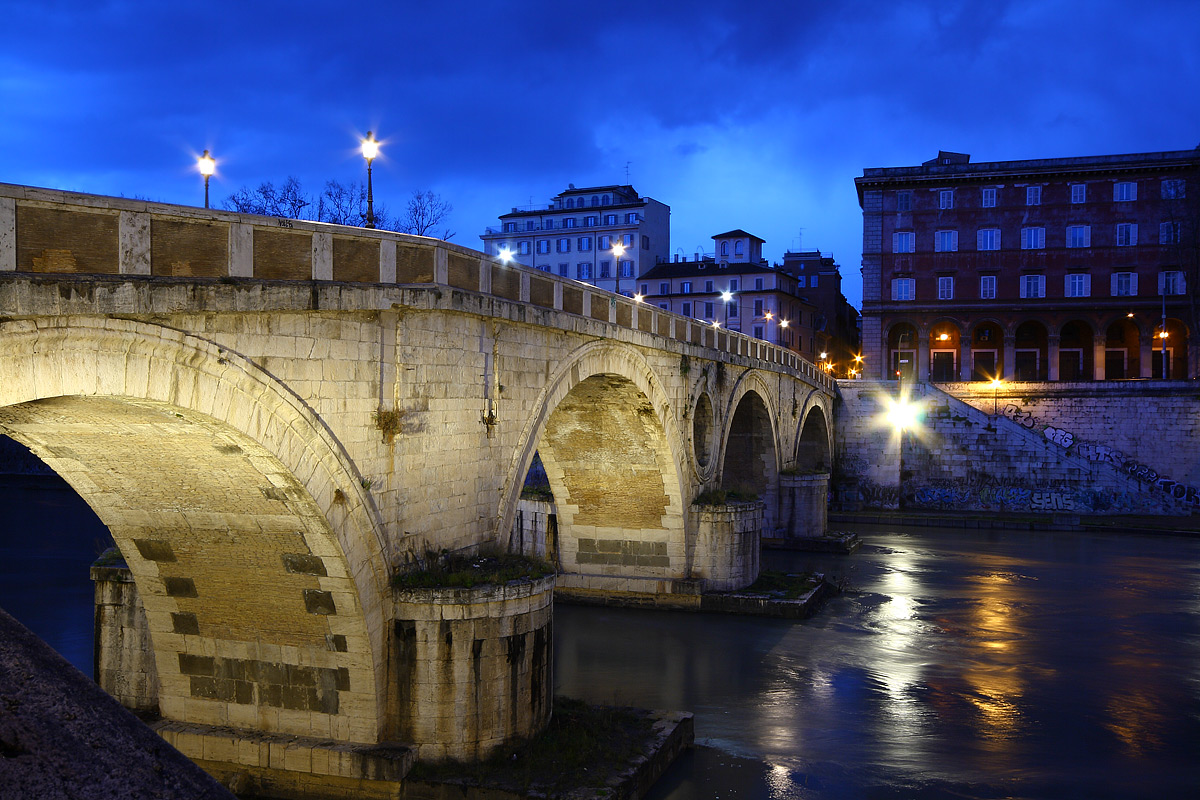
[624,161,631,182]
[792,228,805,251]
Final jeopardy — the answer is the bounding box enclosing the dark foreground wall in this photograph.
[0,606,234,800]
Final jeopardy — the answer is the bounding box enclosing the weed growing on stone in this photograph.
[692,488,759,505]
[392,552,553,589]
[742,570,823,600]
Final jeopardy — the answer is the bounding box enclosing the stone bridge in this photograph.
[0,183,835,791]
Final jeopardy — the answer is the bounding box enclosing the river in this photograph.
[2,476,1199,798]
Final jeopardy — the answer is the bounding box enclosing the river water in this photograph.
[3,476,1199,798]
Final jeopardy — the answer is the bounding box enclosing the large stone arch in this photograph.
[794,403,833,472]
[718,370,781,527]
[0,317,389,743]
[498,341,688,582]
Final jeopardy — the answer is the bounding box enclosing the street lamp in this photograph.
[498,246,514,264]
[1161,289,1169,379]
[721,289,733,331]
[361,131,380,229]
[611,241,627,295]
[990,378,1002,415]
[197,150,215,209]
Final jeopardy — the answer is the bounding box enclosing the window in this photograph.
[753,325,765,340]
[557,238,570,253]
[797,276,806,288]
[939,189,954,209]
[640,283,648,295]
[681,301,692,317]
[1021,227,1045,249]
[681,281,692,293]
[1066,273,1091,297]
[598,235,611,250]
[896,191,912,212]
[729,279,738,291]
[935,230,959,252]
[584,216,597,227]
[735,240,745,255]
[590,196,599,206]
[641,235,649,249]
[720,242,729,256]
[893,231,915,253]
[938,276,954,300]
[604,214,617,225]
[626,212,639,223]
[599,261,610,279]
[1161,270,1185,295]
[621,233,634,247]
[565,198,574,209]
[704,280,714,293]
[564,217,577,228]
[977,228,1001,251]
[980,275,996,299]
[704,302,714,318]
[544,220,554,230]
[755,277,764,290]
[981,187,996,208]
[1020,274,1045,298]
[892,278,915,301]
[1071,183,1086,204]
[1161,221,1181,244]
[729,300,738,318]
[1112,272,1137,296]
[577,236,592,251]
[526,221,538,231]
[558,264,568,277]
[620,261,633,278]
[537,240,551,254]
[1067,225,1091,248]
[1114,181,1137,202]
[503,222,516,232]
[753,299,764,316]
[577,263,592,281]
[1162,179,1186,199]
[1026,186,1042,205]
[658,303,668,311]
[518,241,531,255]
[811,275,818,288]
[1116,223,1138,247]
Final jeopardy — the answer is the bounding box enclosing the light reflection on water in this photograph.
[557,528,1200,799]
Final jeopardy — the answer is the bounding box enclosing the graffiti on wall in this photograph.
[906,479,1165,514]
[1000,402,1199,508]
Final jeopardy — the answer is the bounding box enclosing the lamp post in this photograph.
[612,241,626,296]
[197,150,215,209]
[361,131,379,229]
[779,318,789,349]
[721,289,733,331]
[1161,289,1169,379]
[990,378,1001,416]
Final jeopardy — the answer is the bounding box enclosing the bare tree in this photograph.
[400,189,454,240]
[223,177,393,230]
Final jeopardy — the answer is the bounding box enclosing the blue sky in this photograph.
[2,0,1198,308]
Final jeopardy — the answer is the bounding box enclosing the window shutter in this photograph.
[1083,274,1091,296]
[1130,273,1138,295]
[1020,278,1028,299]
[1111,273,1118,296]
[892,232,899,252]
[1159,272,1166,295]
[1083,227,1091,247]
[1129,224,1138,246]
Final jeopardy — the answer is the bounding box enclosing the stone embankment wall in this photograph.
[940,381,1200,509]
[835,380,1188,516]
[92,564,160,714]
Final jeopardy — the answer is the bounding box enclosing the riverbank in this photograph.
[831,509,1200,536]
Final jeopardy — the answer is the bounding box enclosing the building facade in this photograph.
[638,231,821,361]
[480,184,670,295]
[856,148,1200,382]
[779,250,862,377]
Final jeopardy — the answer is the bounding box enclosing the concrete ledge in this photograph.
[700,580,834,619]
[152,720,414,799]
[555,573,702,609]
[763,530,862,553]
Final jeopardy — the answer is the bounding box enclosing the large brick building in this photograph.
[856,147,1200,382]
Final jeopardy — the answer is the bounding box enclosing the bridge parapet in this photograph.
[0,183,831,391]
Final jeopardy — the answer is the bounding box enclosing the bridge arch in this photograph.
[499,341,688,582]
[794,404,833,472]
[718,370,781,526]
[0,317,389,742]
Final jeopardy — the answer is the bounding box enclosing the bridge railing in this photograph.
[0,183,832,389]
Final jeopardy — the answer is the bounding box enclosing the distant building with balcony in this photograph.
[637,230,821,361]
[856,147,1200,382]
[480,184,670,296]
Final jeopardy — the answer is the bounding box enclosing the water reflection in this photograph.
[559,528,1200,799]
